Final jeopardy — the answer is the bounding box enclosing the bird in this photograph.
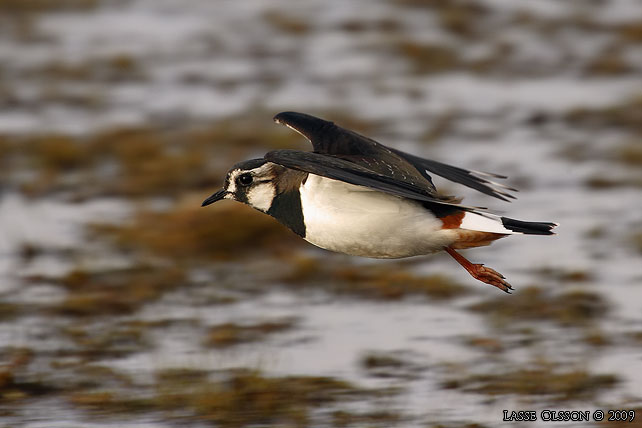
[202,111,557,293]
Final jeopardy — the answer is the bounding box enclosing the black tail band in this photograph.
[501,217,558,235]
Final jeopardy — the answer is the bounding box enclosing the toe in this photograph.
[474,265,513,293]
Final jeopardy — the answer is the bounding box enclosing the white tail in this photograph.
[460,212,559,235]
[460,212,519,234]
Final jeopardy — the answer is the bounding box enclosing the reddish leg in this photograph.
[444,247,513,293]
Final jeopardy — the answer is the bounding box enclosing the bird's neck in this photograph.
[266,185,306,237]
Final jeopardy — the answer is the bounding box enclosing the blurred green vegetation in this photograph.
[469,286,609,328]
[68,368,372,427]
[0,0,98,11]
[2,115,306,199]
[444,359,618,401]
[283,255,470,300]
[204,318,298,348]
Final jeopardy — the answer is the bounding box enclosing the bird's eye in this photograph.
[238,173,253,186]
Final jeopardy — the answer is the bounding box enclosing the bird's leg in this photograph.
[444,247,513,293]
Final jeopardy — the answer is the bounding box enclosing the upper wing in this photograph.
[273,111,516,201]
[388,149,517,201]
[274,111,387,156]
[264,149,485,213]
[274,111,437,194]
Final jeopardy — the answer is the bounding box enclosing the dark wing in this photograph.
[273,111,516,201]
[388,149,517,202]
[274,111,437,194]
[274,111,387,156]
[265,149,485,213]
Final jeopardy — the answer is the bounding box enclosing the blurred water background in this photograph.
[1,0,642,427]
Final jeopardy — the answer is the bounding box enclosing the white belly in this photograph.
[299,174,457,258]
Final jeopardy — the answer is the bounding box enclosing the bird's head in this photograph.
[202,158,279,212]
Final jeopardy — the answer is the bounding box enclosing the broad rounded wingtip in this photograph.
[273,111,329,127]
[273,111,298,125]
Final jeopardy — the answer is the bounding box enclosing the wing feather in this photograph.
[389,149,517,201]
[274,111,517,202]
[265,150,486,213]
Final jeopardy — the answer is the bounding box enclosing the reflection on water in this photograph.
[1,0,641,426]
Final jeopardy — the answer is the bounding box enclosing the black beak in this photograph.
[201,189,228,207]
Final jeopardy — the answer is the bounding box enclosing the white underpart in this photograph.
[246,182,275,212]
[299,174,458,258]
[459,212,519,234]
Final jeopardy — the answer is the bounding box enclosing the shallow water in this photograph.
[1,0,642,426]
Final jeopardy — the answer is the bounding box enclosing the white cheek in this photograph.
[226,180,237,195]
[246,183,275,212]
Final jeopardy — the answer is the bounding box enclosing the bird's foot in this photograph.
[444,246,513,293]
[466,263,513,294]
